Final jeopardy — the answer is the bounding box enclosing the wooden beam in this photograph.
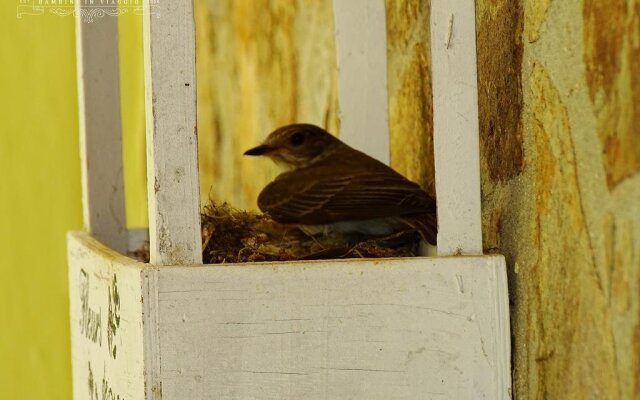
[143,0,202,265]
[75,3,127,253]
[431,0,483,256]
[333,0,390,164]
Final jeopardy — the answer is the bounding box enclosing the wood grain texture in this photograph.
[153,256,510,400]
[523,64,619,397]
[430,0,482,256]
[75,5,127,253]
[583,0,640,188]
[386,0,435,197]
[143,0,202,265]
[143,266,162,400]
[67,231,146,400]
[333,0,390,164]
[189,0,640,397]
[68,231,510,399]
[195,0,340,209]
[476,0,524,183]
[494,2,640,398]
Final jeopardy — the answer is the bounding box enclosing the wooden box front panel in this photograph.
[150,257,510,400]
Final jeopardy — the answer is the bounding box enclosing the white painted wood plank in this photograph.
[142,266,162,400]
[67,231,146,400]
[333,0,390,164]
[75,5,127,253]
[152,256,511,400]
[431,0,484,256]
[143,0,202,265]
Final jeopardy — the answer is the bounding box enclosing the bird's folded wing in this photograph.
[258,169,435,224]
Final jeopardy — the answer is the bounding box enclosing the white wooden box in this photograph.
[69,1,511,399]
[68,231,509,400]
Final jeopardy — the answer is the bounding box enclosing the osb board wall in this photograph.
[195,0,340,206]
[194,0,640,398]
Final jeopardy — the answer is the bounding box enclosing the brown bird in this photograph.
[244,124,437,244]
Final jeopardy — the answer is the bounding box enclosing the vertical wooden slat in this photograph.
[431,0,483,256]
[75,3,127,253]
[333,0,390,164]
[143,0,202,265]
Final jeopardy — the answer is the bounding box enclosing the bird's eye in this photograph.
[289,132,305,146]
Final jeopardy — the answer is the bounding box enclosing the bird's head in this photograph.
[244,124,341,169]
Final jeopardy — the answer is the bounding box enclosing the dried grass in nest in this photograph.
[201,202,420,264]
[130,201,421,264]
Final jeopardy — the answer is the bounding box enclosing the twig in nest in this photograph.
[197,201,420,264]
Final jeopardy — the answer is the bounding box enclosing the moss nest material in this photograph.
[130,201,421,263]
[201,202,420,264]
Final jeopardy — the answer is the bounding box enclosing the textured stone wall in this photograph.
[195,0,640,398]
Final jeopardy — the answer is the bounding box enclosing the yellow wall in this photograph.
[0,8,146,400]
[0,9,78,400]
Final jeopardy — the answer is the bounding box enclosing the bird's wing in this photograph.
[257,168,435,225]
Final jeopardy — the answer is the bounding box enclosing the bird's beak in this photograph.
[244,144,272,156]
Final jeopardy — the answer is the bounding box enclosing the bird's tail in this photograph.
[399,213,437,245]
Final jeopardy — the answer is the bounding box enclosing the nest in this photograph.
[131,201,420,263]
[201,202,420,263]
